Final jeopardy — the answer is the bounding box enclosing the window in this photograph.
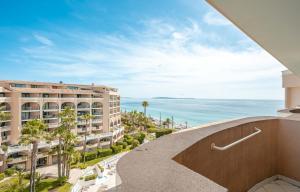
[67,86,78,90]
[22,93,30,97]
[11,83,26,88]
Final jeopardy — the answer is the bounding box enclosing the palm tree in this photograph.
[55,107,76,179]
[80,113,94,164]
[164,118,171,128]
[19,119,47,192]
[142,101,149,116]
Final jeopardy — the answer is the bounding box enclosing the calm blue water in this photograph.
[121,98,284,127]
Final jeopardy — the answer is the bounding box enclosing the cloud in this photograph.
[203,11,232,26]
[19,19,285,99]
[34,34,54,46]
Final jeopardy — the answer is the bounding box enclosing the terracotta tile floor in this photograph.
[254,179,300,192]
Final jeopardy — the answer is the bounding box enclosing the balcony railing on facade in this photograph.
[43,115,58,120]
[22,107,40,111]
[7,156,28,164]
[43,107,59,111]
[0,126,10,132]
[21,116,40,121]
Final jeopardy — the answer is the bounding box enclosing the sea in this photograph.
[121,97,284,127]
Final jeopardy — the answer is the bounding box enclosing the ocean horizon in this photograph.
[121,97,284,127]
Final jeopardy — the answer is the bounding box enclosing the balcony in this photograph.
[77,127,88,133]
[21,114,40,121]
[1,135,10,142]
[48,123,59,128]
[8,145,31,154]
[22,107,40,112]
[0,126,10,132]
[7,156,28,164]
[92,119,102,123]
[43,114,58,120]
[91,126,102,132]
[87,143,98,149]
[0,97,10,103]
[117,117,300,192]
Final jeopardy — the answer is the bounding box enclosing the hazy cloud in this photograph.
[19,19,285,99]
[203,11,232,26]
[34,34,54,46]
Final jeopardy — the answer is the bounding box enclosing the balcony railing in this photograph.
[48,123,59,128]
[43,115,58,119]
[22,116,40,121]
[22,107,40,111]
[0,126,10,132]
[7,156,28,164]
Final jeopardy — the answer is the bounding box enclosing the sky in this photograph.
[0,0,286,100]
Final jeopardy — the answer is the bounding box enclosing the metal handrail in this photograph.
[211,127,261,151]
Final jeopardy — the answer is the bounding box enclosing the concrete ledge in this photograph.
[116,116,280,192]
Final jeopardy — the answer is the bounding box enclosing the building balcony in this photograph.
[91,126,102,132]
[36,153,49,159]
[21,115,40,121]
[0,126,10,132]
[87,143,98,149]
[100,141,111,147]
[0,97,10,103]
[48,123,59,128]
[8,145,31,154]
[60,97,77,103]
[77,107,90,111]
[42,97,60,102]
[43,108,58,112]
[22,107,40,112]
[7,156,28,164]
[77,128,88,133]
[92,119,102,123]
[117,117,300,192]
[1,135,10,142]
[77,98,92,103]
[43,115,58,120]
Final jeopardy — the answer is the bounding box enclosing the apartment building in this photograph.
[0,80,123,171]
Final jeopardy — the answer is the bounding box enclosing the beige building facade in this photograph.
[0,80,123,171]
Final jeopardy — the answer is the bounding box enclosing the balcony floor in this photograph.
[254,179,300,192]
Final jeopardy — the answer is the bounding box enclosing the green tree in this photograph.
[55,107,76,180]
[64,131,77,178]
[142,101,149,116]
[80,113,94,164]
[19,119,47,192]
[164,118,171,128]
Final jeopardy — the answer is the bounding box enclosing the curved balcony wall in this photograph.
[117,117,300,192]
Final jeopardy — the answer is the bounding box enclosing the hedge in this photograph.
[97,148,113,157]
[111,145,123,154]
[84,174,97,181]
[147,127,158,133]
[123,135,134,145]
[116,141,128,149]
[155,128,173,138]
[130,139,140,150]
[78,163,88,169]
[133,132,145,144]
[0,173,4,180]
[84,151,98,161]
[4,167,15,176]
